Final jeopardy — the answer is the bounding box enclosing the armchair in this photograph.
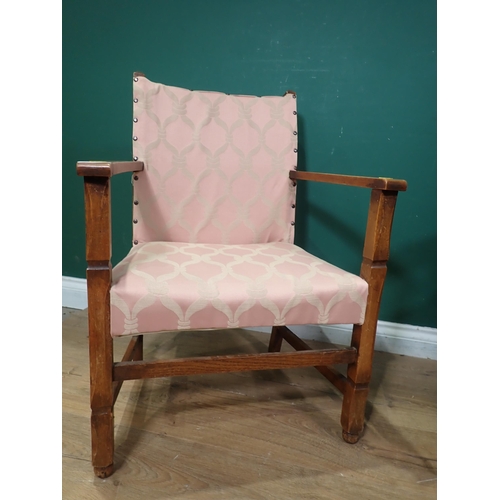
[77,72,407,478]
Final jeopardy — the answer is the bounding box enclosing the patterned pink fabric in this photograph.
[108,76,369,337]
[132,76,298,244]
[110,242,368,337]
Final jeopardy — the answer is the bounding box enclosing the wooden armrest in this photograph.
[289,170,407,191]
[76,161,144,177]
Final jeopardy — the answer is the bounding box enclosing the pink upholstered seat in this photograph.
[110,75,368,337]
[110,241,368,337]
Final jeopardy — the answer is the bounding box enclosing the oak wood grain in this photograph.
[289,170,408,191]
[82,173,115,476]
[63,309,436,500]
[341,189,400,441]
[113,336,144,404]
[278,325,349,394]
[113,347,357,381]
[77,161,144,178]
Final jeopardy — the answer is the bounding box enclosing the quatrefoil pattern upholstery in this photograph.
[109,76,368,337]
[110,242,368,337]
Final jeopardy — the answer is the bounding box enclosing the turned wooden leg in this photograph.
[268,326,284,352]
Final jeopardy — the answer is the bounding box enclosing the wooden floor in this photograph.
[62,309,436,499]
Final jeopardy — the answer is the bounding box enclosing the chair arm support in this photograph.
[77,161,144,178]
[77,161,143,262]
[82,176,113,263]
[346,188,401,384]
[289,170,407,191]
[289,168,405,381]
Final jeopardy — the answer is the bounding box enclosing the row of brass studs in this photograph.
[291,103,298,225]
[133,77,139,244]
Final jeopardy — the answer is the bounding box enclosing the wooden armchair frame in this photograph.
[77,160,406,478]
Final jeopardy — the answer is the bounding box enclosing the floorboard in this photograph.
[62,309,436,499]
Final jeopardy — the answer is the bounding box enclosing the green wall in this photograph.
[63,0,436,328]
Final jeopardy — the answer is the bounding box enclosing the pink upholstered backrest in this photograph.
[131,75,298,245]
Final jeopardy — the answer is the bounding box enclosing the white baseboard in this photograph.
[62,276,436,360]
[62,276,88,310]
[246,323,436,360]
